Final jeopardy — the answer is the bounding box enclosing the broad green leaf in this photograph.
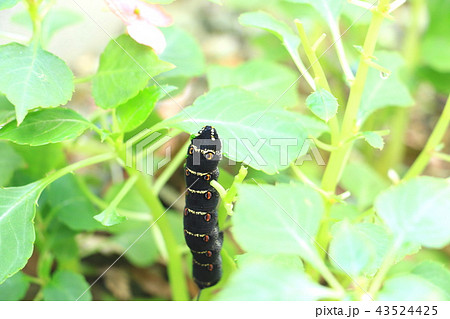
[0,272,29,301]
[411,261,450,299]
[330,203,361,221]
[41,8,83,47]
[46,221,79,269]
[341,162,389,210]
[377,275,448,301]
[349,223,419,277]
[207,59,300,107]
[160,87,322,174]
[375,177,450,248]
[116,86,175,132]
[93,34,174,109]
[43,270,92,301]
[0,43,74,124]
[233,183,324,269]
[236,253,304,271]
[305,88,338,122]
[362,131,384,150]
[12,143,65,182]
[0,95,15,125]
[329,220,374,276]
[421,0,450,72]
[94,207,126,227]
[216,261,338,301]
[358,51,414,123]
[0,182,43,283]
[0,142,24,186]
[0,108,90,146]
[286,0,346,22]
[46,175,102,232]
[239,11,304,74]
[160,27,205,78]
[0,0,20,10]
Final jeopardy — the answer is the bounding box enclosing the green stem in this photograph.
[109,174,138,208]
[291,164,331,199]
[329,19,355,83]
[27,0,42,46]
[367,238,402,298]
[321,0,391,194]
[376,0,424,174]
[40,153,116,188]
[318,0,390,252]
[403,95,450,180]
[74,74,95,84]
[295,20,340,144]
[130,170,189,301]
[154,139,190,194]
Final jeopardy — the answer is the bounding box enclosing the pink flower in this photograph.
[105,0,173,54]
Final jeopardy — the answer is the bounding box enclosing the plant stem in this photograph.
[376,0,424,175]
[154,139,190,194]
[367,238,402,298]
[291,164,331,199]
[318,0,390,252]
[130,170,189,301]
[321,0,391,194]
[329,19,355,83]
[108,174,138,209]
[403,95,450,180]
[27,0,42,46]
[295,20,340,144]
[40,153,116,188]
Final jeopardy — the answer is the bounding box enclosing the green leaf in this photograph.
[116,86,175,133]
[216,261,338,301]
[12,143,65,182]
[46,175,102,232]
[161,87,319,174]
[362,131,384,150]
[377,275,448,301]
[0,43,74,124]
[0,142,24,186]
[159,27,205,78]
[286,0,346,22]
[46,221,79,268]
[341,162,389,210]
[239,11,303,71]
[41,8,83,47]
[0,108,90,146]
[93,34,174,109]
[233,183,325,269]
[305,88,338,122]
[0,272,30,301]
[0,95,15,125]
[207,59,300,108]
[94,207,126,227]
[375,177,450,248]
[329,220,374,276]
[358,51,414,123]
[0,0,20,10]
[43,270,92,301]
[0,182,43,284]
[411,261,450,299]
[421,0,450,72]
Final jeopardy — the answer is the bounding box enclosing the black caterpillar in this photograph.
[184,126,223,289]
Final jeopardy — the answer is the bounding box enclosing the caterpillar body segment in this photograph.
[184,125,223,289]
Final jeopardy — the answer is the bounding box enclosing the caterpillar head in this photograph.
[197,125,218,141]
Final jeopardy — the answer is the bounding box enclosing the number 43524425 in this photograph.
[376,306,438,316]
